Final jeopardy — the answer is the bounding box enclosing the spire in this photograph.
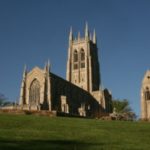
[23,64,27,78]
[46,60,51,111]
[47,59,50,71]
[69,26,73,41]
[85,22,89,39]
[44,60,51,74]
[20,65,27,105]
[78,31,80,40]
[93,29,97,44]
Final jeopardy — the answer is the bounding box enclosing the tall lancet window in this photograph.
[145,87,150,100]
[74,50,78,62]
[73,50,78,69]
[29,79,40,105]
[80,49,85,68]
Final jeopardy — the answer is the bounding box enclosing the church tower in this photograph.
[66,23,101,92]
[141,70,150,120]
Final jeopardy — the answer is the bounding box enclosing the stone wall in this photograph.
[50,72,101,117]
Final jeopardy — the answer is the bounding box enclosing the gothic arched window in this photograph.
[74,50,78,62]
[145,87,150,100]
[80,49,85,68]
[81,49,85,61]
[73,50,78,70]
[29,79,40,105]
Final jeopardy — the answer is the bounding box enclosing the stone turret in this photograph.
[19,65,27,105]
[45,60,51,111]
[141,70,150,120]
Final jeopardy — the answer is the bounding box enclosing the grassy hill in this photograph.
[0,114,150,150]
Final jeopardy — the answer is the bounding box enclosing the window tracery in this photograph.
[73,50,78,69]
[80,49,85,68]
[29,79,40,105]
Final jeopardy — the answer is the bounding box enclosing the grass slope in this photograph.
[0,114,150,150]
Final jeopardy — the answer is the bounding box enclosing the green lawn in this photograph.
[0,114,150,150]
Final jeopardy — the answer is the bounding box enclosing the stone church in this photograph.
[141,70,150,120]
[19,24,112,117]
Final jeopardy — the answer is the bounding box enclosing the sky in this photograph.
[0,0,150,117]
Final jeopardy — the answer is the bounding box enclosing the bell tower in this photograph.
[66,23,101,92]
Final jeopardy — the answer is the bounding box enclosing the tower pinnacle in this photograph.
[78,31,80,40]
[85,22,89,39]
[69,26,73,41]
[23,64,27,78]
[47,59,50,72]
[93,29,97,44]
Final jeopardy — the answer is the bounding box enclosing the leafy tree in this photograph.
[112,99,131,113]
[112,99,136,121]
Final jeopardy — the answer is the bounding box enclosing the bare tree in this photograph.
[0,93,6,106]
[0,93,12,106]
